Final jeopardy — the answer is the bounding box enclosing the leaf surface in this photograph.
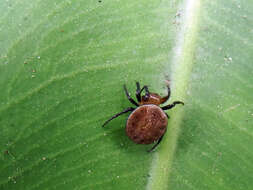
[0,0,252,190]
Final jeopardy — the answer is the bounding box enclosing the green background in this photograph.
[0,0,252,189]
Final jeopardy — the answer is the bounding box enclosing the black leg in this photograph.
[124,85,139,107]
[162,101,184,110]
[102,107,135,127]
[165,112,170,119]
[147,135,164,152]
[143,86,150,97]
[135,82,141,102]
[136,82,150,100]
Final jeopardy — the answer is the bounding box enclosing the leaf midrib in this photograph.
[146,0,201,189]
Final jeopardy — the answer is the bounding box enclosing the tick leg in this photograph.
[124,85,139,107]
[102,107,135,127]
[143,86,150,97]
[160,84,171,104]
[147,135,164,152]
[161,101,184,110]
[140,85,150,100]
[135,82,141,102]
[135,82,150,101]
[165,112,170,119]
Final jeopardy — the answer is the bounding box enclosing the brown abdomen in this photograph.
[126,105,168,144]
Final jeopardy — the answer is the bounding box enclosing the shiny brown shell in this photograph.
[126,105,168,144]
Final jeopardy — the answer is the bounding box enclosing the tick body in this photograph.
[126,105,167,144]
[102,82,184,152]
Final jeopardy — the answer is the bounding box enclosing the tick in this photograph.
[102,82,184,152]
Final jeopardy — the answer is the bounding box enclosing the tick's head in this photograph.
[140,93,162,105]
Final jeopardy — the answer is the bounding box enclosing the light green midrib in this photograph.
[147,0,201,189]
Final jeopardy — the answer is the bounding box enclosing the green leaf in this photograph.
[0,0,252,190]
